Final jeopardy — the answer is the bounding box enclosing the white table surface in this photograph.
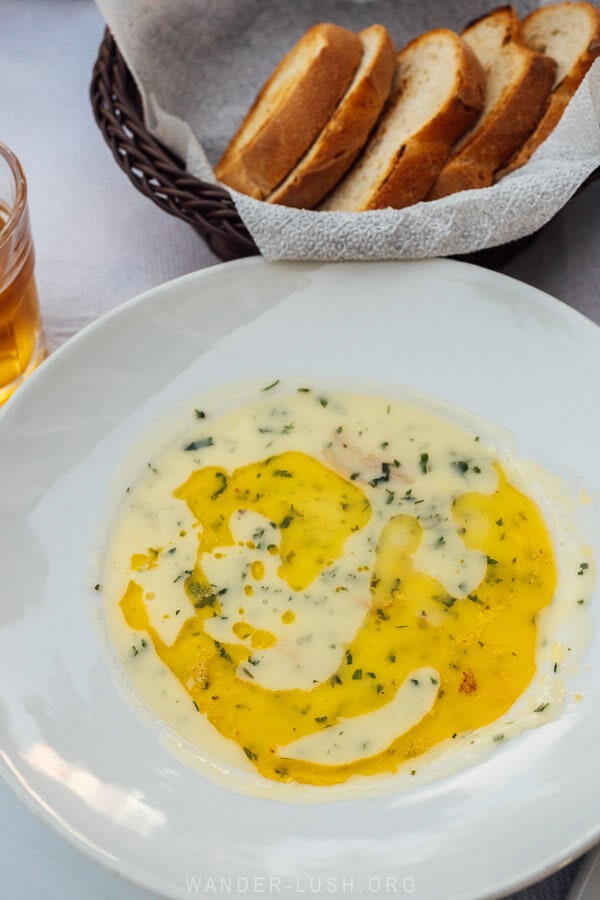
[1,2,599,898]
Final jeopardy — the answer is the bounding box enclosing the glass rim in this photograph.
[0,140,28,249]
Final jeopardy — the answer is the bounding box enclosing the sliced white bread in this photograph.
[427,5,557,200]
[215,23,362,200]
[268,24,396,209]
[321,29,485,212]
[498,1,600,176]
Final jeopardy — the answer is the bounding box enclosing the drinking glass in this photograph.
[0,141,46,405]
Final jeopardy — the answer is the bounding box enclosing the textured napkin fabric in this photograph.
[95,0,600,260]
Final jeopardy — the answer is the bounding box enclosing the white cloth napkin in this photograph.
[95,0,600,260]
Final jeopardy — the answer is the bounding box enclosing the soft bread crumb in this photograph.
[523,2,600,86]
[321,29,485,211]
[215,23,363,200]
[498,1,600,176]
[428,6,556,198]
[268,24,396,208]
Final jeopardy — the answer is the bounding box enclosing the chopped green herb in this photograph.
[352,669,363,680]
[184,436,214,451]
[438,595,457,609]
[262,379,279,391]
[369,462,391,487]
[188,581,218,608]
[211,471,228,499]
[213,640,234,663]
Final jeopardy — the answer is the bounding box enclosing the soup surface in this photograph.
[101,379,591,794]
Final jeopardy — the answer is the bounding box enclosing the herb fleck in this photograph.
[243,746,258,760]
[211,471,228,499]
[188,581,218,608]
[184,436,214,451]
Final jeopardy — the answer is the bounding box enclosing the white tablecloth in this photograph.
[1,0,219,357]
[1,2,599,898]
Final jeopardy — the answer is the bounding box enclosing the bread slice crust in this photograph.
[268,25,396,209]
[428,5,557,199]
[321,29,485,212]
[498,2,600,176]
[214,23,362,201]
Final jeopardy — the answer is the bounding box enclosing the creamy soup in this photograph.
[100,378,593,797]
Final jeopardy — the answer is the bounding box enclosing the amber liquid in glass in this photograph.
[0,204,46,403]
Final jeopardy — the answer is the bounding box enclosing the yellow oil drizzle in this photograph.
[232,621,277,649]
[119,452,556,785]
[174,451,370,592]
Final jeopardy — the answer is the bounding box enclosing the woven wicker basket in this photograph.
[90,28,598,266]
[90,28,259,261]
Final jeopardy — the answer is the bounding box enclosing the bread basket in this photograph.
[90,27,598,266]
